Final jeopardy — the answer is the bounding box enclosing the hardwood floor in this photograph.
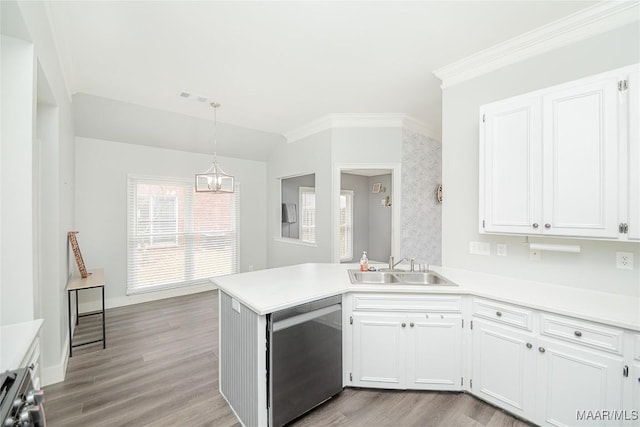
[44,290,531,427]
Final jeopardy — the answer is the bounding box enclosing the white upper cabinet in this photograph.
[480,96,542,234]
[627,68,639,240]
[480,64,639,240]
[541,74,619,238]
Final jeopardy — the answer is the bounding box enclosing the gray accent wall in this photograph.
[401,130,442,266]
[368,174,392,263]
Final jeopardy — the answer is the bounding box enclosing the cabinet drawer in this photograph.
[472,299,533,331]
[540,313,623,355]
[353,294,461,312]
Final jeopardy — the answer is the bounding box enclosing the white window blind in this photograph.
[340,190,354,261]
[127,175,239,294]
[299,187,316,243]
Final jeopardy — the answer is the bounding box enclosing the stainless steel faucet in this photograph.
[388,256,409,270]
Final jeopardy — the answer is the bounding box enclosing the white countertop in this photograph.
[213,263,640,331]
[1,319,44,372]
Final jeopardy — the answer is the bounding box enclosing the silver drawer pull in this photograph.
[545,223,551,229]
[532,223,539,229]
[574,330,582,337]
[410,322,414,328]
[526,343,532,349]
[401,322,406,328]
[539,347,546,353]
[496,311,502,317]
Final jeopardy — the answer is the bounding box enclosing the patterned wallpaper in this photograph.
[401,129,442,266]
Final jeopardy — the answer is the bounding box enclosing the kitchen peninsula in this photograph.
[214,263,640,427]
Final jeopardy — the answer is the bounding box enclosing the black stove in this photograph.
[0,368,45,427]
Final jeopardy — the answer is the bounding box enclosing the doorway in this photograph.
[332,163,401,264]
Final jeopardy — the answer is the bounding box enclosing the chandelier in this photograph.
[195,102,235,193]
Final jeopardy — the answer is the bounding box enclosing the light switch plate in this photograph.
[469,241,490,256]
[616,252,634,270]
[497,244,507,257]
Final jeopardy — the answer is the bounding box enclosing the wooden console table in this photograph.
[66,268,106,357]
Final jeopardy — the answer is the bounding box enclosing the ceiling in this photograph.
[46,1,597,141]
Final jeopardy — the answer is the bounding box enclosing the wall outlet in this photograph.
[497,244,507,257]
[616,252,634,270]
[469,241,490,256]
[530,248,541,261]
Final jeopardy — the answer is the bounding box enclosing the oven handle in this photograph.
[272,304,341,332]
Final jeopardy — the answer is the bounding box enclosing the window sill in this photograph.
[273,237,318,248]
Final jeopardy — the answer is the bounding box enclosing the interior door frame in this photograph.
[332,163,401,264]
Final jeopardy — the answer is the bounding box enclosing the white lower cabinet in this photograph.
[346,293,633,426]
[407,314,462,390]
[352,312,406,388]
[536,338,624,427]
[471,320,537,420]
[470,299,627,427]
[349,294,462,391]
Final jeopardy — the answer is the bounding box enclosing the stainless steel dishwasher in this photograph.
[267,295,343,427]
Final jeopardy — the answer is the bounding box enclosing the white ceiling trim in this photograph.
[433,1,640,89]
[284,113,437,143]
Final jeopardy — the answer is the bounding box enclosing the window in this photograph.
[299,187,316,243]
[127,175,239,294]
[339,190,354,261]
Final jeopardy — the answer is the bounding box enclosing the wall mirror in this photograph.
[338,168,394,263]
[280,173,316,242]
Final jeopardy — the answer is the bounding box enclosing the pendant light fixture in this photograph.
[195,102,235,193]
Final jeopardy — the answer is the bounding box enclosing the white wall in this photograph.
[75,137,268,308]
[1,1,76,386]
[267,130,332,267]
[441,23,640,296]
[1,35,35,324]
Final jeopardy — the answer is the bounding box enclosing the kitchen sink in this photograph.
[348,270,401,284]
[348,269,456,286]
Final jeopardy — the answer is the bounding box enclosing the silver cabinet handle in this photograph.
[401,322,406,328]
[574,331,582,337]
[532,223,539,229]
[496,311,502,317]
[410,322,414,328]
[539,347,546,353]
[545,223,551,229]
[526,343,532,349]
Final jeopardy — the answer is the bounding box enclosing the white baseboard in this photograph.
[41,334,70,387]
[78,282,218,315]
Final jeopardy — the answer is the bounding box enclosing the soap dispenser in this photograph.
[360,251,369,272]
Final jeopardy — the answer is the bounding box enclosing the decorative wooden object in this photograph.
[68,231,90,278]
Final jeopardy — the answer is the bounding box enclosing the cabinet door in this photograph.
[536,338,624,427]
[480,96,542,234]
[407,314,462,391]
[352,312,405,389]
[628,69,639,240]
[541,75,619,238]
[472,320,537,420]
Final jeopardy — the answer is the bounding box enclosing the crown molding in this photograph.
[284,113,438,143]
[433,1,640,89]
